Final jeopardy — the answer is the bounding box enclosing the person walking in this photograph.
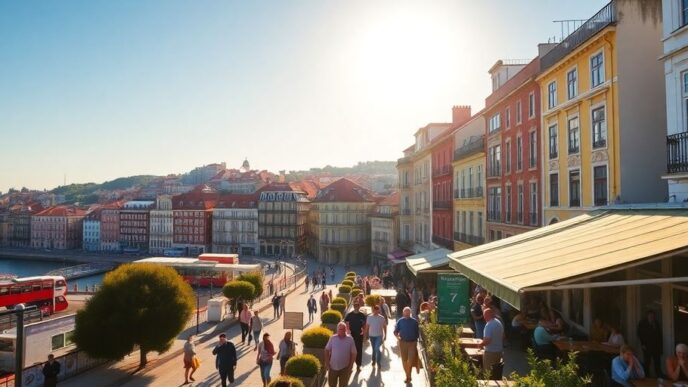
[212,333,237,387]
[256,333,276,387]
[278,331,297,375]
[344,300,367,371]
[312,274,319,291]
[42,354,60,387]
[183,335,198,384]
[305,275,310,291]
[365,304,387,367]
[272,294,280,319]
[394,306,420,384]
[480,308,504,374]
[380,297,391,327]
[239,304,252,345]
[250,310,263,351]
[320,291,330,316]
[637,310,663,377]
[330,267,335,282]
[307,294,317,322]
[325,322,357,387]
[279,293,286,318]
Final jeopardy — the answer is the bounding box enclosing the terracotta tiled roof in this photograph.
[172,188,219,210]
[378,191,400,206]
[215,193,258,209]
[34,205,87,217]
[289,180,320,200]
[313,178,375,203]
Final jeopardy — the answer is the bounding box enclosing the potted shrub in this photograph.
[337,285,352,303]
[364,294,382,307]
[345,271,356,277]
[268,376,306,387]
[341,279,354,288]
[330,303,346,316]
[351,288,362,298]
[330,297,348,308]
[301,326,332,369]
[285,354,322,387]
[320,309,342,332]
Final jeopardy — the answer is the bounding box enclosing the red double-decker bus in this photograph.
[0,275,68,315]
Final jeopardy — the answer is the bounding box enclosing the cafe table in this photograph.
[631,378,688,386]
[553,340,620,355]
[463,347,484,359]
[460,327,475,337]
[459,337,483,348]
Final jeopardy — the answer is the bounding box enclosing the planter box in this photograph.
[295,375,319,387]
[302,347,326,373]
[321,323,338,333]
[336,293,351,304]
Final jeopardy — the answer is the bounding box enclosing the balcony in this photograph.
[433,201,451,209]
[454,189,460,199]
[667,132,688,174]
[541,1,617,71]
[454,137,485,161]
[529,212,538,225]
[401,208,412,216]
[453,232,485,246]
[432,235,453,249]
[593,139,607,149]
[400,182,411,189]
[568,145,580,154]
[487,211,501,222]
[570,198,581,207]
[488,163,501,178]
[458,187,484,199]
[517,211,523,224]
[432,165,451,177]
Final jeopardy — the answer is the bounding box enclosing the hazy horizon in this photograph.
[0,0,605,193]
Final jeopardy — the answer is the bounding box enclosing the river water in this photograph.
[0,258,105,288]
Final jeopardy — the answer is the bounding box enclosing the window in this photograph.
[567,68,577,100]
[550,173,559,207]
[547,81,557,109]
[51,333,65,351]
[569,170,581,207]
[505,140,511,174]
[592,107,607,148]
[683,72,688,131]
[548,124,558,159]
[488,187,502,221]
[516,136,523,171]
[683,0,688,27]
[516,100,522,124]
[489,113,501,132]
[593,165,608,206]
[529,182,538,225]
[477,166,482,189]
[505,185,512,223]
[567,116,580,154]
[529,130,537,168]
[488,145,501,176]
[591,52,605,88]
[477,212,483,237]
[528,93,535,118]
[517,184,524,223]
[505,108,511,128]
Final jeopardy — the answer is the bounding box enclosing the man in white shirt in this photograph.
[364,304,387,367]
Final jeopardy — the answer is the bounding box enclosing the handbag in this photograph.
[192,356,200,369]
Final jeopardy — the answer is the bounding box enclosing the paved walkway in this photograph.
[62,262,431,386]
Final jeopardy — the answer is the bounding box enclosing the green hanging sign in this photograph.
[437,273,469,324]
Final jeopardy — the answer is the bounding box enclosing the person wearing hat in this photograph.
[666,343,688,382]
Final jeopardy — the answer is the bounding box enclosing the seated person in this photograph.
[604,325,625,347]
[666,343,688,382]
[533,321,558,358]
[511,312,525,330]
[611,345,645,387]
[547,310,567,334]
[590,317,609,342]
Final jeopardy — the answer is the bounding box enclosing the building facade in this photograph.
[5,202,43,247]
[149,195,174,255]
[397,146,414,251]
[662,0,688,202]
[82,210,101,252]
[309,178,376,265]
[100,206,122,251]
[172,189,217,255]
[257,184,310,257]
[119,201,154,251]
[539,0,666,224]
[452,114,487,251]
[30,206,86,250]
[370,192,399,268]
[431,122,458,249]
[212,194,259,255]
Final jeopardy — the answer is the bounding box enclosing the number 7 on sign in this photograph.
[450,293,457,302]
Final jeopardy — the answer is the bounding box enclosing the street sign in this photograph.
[283,312,303,330]
[437,273,469,324]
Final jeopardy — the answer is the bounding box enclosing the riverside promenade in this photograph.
[60,261,430,387]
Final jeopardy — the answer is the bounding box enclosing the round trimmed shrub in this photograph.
[330,303,346,315]
[345,271,356,277]
[331,297,347,306]
[301,326,332,348]
[268,376,306,387]
[365,294,382,307]
[351,289,362,298]
[285,354,321,377]
[338,285,352,294]
[321,309,342,324]
[345,276,356,283]
[341,279,354,288]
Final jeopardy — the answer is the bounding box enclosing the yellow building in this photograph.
[451,114,487,251]
[537,0,666,224]
[397,146,414,250]
[370,192,399,269]
[309,178,376,265]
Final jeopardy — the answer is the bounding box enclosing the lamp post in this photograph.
[196,279,200,335]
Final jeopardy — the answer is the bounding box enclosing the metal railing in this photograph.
[453,232,485,246]
[458,187,484,198]
[432,235,453,249]
[432,165,451,177]
[668,131,688,173]
[454,137,485,161]
[541,1,617,70]
[433,201,452,209]
[487,211,501,222]
[401,209,412,216]
[530,212,538,225]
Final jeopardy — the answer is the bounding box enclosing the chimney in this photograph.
[538,43,557,58]
[452,105,472,126]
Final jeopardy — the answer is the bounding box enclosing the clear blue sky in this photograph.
[0,0,605,193]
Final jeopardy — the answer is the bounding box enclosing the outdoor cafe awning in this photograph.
[448,209,688,310]
[406,248,453,275]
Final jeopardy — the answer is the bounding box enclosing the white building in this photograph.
[662,0,688,202]
[149,195,174,255]
[212,194,259,255]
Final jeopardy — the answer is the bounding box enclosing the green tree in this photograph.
[73,263,195,368]
[510,349,591,387]
[236,272,264,300]
[222,280,256,312]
